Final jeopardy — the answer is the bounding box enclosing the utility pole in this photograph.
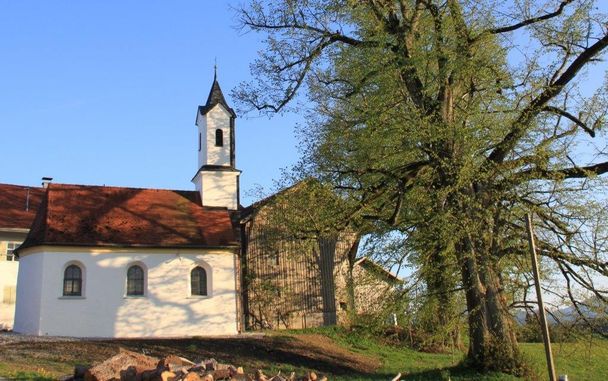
[526,213,557,381]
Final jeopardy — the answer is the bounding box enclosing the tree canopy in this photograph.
[234,0,608,374]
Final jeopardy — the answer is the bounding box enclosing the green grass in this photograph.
[2,329,607,380]
[284,327,608,380]
[0,363,56,381]
[521,338,608,380]
[285,327,519,380]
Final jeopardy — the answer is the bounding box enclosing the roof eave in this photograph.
[0,227,30,234]
[15,241,241,255]
[198,104,237,119]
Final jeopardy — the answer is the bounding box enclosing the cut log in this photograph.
[84,350,159,381]
[205,359,219,371]
[160,370,177,381]
[254,369,269,381]
[212,369,231,380]
[184,372,203,381]
[159,355,195,372]
[268,373,286,381]
[228,366,238,377]
[119,366,137,381]
[141,369,162,381]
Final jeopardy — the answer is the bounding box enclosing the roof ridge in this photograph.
[47,182,197,193]
[0,182,42,189]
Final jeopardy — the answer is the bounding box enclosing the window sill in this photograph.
[123,295,146,299]
[58,296,85,300]
[186,295,212,299]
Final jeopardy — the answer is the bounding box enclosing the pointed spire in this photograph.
[205,76,228,108]
[199,63,236,118]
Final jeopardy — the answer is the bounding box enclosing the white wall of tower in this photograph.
[199,171,239,210]
[206,105,231,166]
[193,102,239,209]
[196,113,208,170]
[196,104,232,169]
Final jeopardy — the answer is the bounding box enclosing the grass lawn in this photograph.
[308,326,608,380]
[1,328,607,380]
[288,327,518,381]
[520,338,608,380]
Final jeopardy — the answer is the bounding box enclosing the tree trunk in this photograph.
[458,236,524,374]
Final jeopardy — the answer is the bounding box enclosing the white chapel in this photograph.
[11,76,242,337]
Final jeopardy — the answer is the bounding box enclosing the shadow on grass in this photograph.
[100,336,370,375]
[1,334,518,380]
[331,366,518,381]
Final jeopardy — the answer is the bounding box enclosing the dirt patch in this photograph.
[0,333,380,378]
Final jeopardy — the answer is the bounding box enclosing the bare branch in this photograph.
[487,31,608,164]
[543,105,596,137]
[474,0,576,40]
[522,160,608,180]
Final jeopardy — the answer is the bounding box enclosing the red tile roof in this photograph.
[19,184,238,251]
[0,183,45,230]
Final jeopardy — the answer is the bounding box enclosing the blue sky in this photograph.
[0,1,301,205]
[1,1,606,208]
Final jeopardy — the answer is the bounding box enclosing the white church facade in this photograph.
[0,75,398,337]
[12,75,243,337]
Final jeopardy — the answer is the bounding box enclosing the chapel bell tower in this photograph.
[192,71,240,210]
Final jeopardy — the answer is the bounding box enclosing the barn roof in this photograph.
[0,183,45,231]
[17,183,239,253]
[355,257,402,283]
[240,179,317,223]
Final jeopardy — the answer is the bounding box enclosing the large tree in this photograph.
[234,0,608,374]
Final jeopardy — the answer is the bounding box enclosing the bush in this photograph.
[516,314,579,343]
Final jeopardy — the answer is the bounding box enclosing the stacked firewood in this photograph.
[65,349,328,381]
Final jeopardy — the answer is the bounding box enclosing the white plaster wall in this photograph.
[200,171,239,210]
[204,105,231,166]
[14,248,239,338]
[0,261,20,329]
[196,112,209,170]
[13,253,44,333]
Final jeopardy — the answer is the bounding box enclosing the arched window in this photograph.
[191,266,208,296]
[215,129,223,147]
[127,265,145,296]
[63,265,82,296]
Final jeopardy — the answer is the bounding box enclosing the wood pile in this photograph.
[63,349,329,381]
